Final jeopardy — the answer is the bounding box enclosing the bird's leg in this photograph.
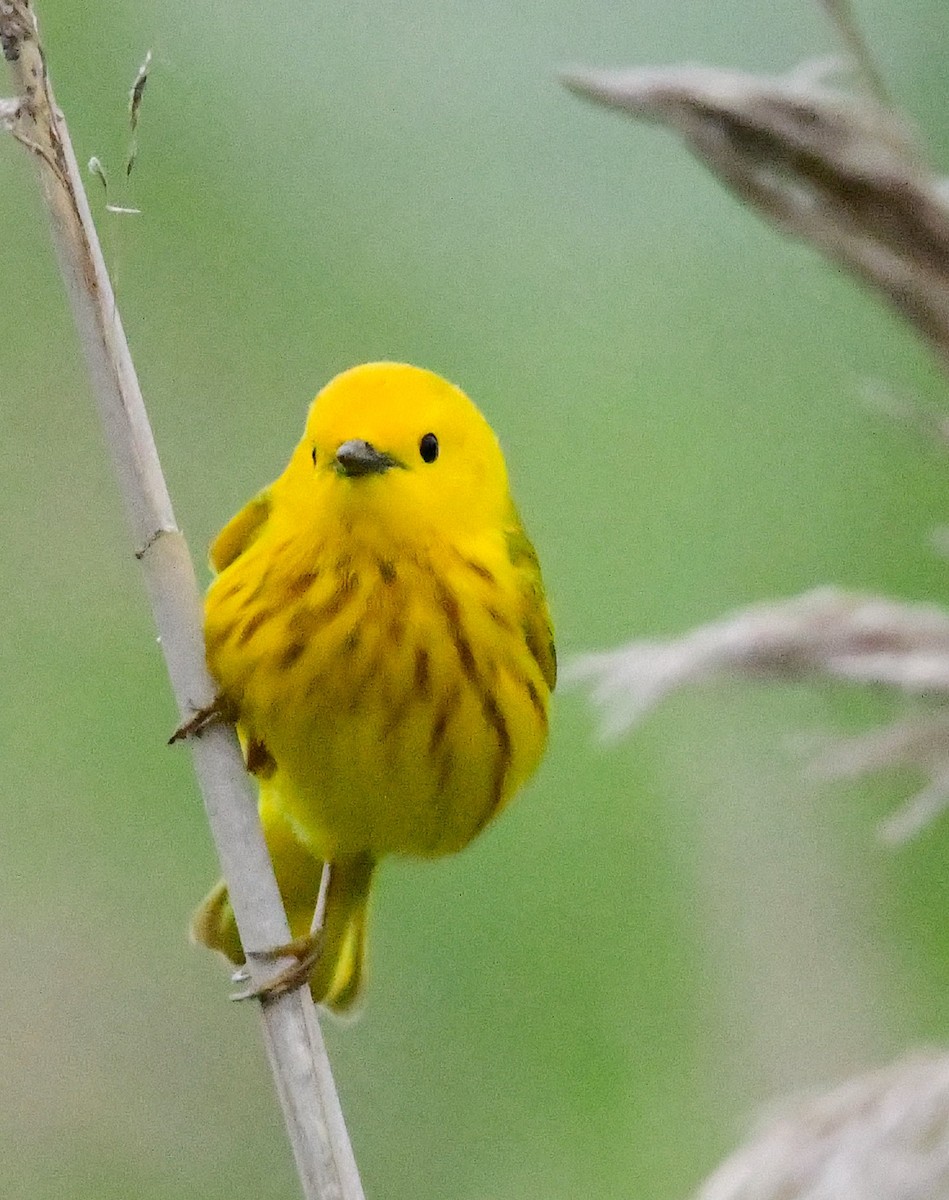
[230,863,332,1003]
[168,695,233,744]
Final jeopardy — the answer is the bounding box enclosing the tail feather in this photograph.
[306,853,374,1012]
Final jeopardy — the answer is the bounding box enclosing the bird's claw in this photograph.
[168,697,229,745]
[229,932,324,1003]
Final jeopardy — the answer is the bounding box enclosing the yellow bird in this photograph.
[191,362,555,1010]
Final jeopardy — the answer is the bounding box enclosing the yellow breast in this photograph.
[204,525,550,860]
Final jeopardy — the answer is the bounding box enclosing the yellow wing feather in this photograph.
[209,489,272,572]
[506,511,557,692]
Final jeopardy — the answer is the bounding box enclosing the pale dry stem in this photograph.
[0,4,363,1198]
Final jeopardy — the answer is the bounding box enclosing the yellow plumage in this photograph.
[191,362,555,1010]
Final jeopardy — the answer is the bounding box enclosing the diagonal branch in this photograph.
[817,0,893,109]
[0,4,363,1198]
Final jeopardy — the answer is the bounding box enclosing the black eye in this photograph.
[311,446,317,465]
[419,433,439,463]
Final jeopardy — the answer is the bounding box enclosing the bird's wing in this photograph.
[209,489,272,572]
[506,512,557,691]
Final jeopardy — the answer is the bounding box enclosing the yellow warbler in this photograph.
[191,362,555,1010]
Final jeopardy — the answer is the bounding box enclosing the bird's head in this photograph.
[274,363,511,542]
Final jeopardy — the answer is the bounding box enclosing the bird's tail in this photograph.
[190,799,376,1014]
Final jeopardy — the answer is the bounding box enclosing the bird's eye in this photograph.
[419,433,439,463]
[311,446,317,466]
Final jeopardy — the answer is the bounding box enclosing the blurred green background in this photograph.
[3,1,949,1197]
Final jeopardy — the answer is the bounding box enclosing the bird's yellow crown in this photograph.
[270,362,511,546]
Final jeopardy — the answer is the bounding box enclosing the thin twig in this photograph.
[818,0,893,109]
[0,5,363,1198]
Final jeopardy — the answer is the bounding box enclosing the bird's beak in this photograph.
[334,439,399,477]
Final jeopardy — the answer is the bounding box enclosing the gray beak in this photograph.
[334,439,397,477]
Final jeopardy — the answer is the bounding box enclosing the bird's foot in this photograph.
[168,696,230,745]
[229,931,324,1003]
